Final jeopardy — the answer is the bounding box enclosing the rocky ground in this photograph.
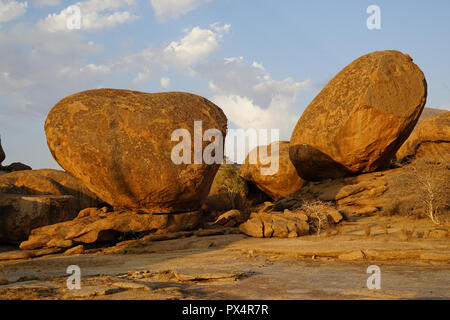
[0,51,448,301]
[0,214,449,300]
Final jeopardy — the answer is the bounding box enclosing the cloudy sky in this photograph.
[1,0,449,169]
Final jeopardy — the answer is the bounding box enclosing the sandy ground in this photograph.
[0,215,449,300]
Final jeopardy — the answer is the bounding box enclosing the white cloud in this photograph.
[80,63,111,73]
[112,47,155,83]
[160,77,170,88]
[0,22,229,117]
[214,95,280,130]
[197,56,310,109]
[162,23,230,73]
[150,0,211,20]
[216,93,306,164]
[2,71,33,89]
[196,56,310,145]
[33,0,60,7]
[213,94,300,139]
[0,22,103,115]
[0,0,27,23]
[37,0,137,32]
[252,61,265,70]
[113,23,229,82]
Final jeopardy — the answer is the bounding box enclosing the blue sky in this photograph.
[0,0,449,169]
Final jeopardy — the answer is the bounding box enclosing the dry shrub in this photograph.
[216,165,248,209]
[300,200,335,235]
[401,156,450,224]
[205,164,250,212]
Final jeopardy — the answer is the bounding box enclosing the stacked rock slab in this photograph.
[20,208,202,250]
[45,89,227,214]
[239,141,304,200]
[396,111,450,163]
[289,50,427,180]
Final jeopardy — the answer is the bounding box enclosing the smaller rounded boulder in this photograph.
[239,141,304,200]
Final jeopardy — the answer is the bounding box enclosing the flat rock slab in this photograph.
[19,208,202,251]
[0,248,62,261]
[64,286,122,298]
[0,231,449,300]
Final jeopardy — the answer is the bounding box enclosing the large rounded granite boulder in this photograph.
[45,89,227,214]
[290,50,427,180]
[239,141,304,200]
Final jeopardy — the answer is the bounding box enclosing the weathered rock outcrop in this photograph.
[290,50,427,180]
[0,169,102,243]
[239,211,310,238]
[238,198,346,238]
[212,209,246,227]
[396,111,450,163]
[295,164,449,218]
[416,107,448,123]
[19,208,202,250]
[239,141,304,200]
[0,138,31,173]
[1,162,32,172]
[0,169,101,208]
[0,194,80,243]
[45,89,227,214]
